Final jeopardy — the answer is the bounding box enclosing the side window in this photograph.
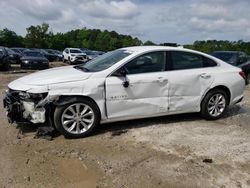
[171,51,203,70]
[203,57,217,67]
[123,51,165,74]
[170,51,217,70]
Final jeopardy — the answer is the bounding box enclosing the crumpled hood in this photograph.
[9,66,92,90]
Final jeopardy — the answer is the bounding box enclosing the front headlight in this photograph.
[43,61,48,64]
[19,91,30,99]
[23,60,29,64]
[19,92,48,100]
[29,92,48,99]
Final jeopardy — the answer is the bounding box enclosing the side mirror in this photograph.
[112,68,127,77]
[112,68,129,88]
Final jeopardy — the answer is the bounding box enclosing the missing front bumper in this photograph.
[3,90,47,124]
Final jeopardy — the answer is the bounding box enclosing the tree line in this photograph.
[1,23,250,54]
[0,23,142,51]
[184,40,250,54]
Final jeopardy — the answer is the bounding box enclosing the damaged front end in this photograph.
[3,89,52,124]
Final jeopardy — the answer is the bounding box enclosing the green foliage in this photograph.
[25,23,50,48]
[143,40,156,45]
[0,28,24,47]
[184,40,250,54]
[0,23,142,51]
[2,23,250,54]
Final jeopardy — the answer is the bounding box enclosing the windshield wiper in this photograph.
[74,65,90,72]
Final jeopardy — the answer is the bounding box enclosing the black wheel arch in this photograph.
[202,85,231,106]
[53,95,101,116]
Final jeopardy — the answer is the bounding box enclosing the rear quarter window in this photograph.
[170,51,217,70]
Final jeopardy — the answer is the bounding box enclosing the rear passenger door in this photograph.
[168,51,217,113]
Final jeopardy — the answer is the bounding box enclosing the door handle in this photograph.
[200,73,211,79]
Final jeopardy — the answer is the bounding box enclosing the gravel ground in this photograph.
[0,62,250,188]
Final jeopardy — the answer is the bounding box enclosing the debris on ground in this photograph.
[34,126,55,141]
[111,130,128,137]
[203,158,213,163]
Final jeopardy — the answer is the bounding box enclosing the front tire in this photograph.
[201,89,229,120]
[54,98,100,138]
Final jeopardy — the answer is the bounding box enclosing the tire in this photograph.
[54,98,100,138]
[200,89,229,120]
[246,74,250,85]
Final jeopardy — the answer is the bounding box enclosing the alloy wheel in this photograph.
[207,93,226,117]
[61,103,94,134]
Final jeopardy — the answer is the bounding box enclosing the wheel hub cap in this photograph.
[207,94,226,117]
[61,103,94,134]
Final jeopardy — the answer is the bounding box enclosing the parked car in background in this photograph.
[4,46,245,138]
[20,50,49,69]
[211,51,250,84]
[0,46,11,70]
[63,48,88,64]
[11,47,27,54]
[44,49,63,61]
[6,48,22,64]
[38,49,58,62]
[85,50,101,61]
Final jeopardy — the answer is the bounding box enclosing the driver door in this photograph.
[105,51,170,120]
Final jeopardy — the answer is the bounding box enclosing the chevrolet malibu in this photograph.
[3,46,245,138]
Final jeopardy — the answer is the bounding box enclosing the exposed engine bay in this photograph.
[3,89,57,124]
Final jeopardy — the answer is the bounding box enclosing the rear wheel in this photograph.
[54,98,100,138]
[201,89,228,120]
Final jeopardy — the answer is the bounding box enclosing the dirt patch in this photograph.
[0,64,250,187]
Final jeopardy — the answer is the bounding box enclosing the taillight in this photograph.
[239,71,246,79]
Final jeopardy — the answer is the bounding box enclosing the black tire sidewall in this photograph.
[201,89,229,120]
[247,73,250,85]
[54,98,100,138]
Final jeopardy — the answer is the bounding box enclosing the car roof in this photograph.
[23,50,41,53]
[68,48,81,50]
[121,46,205,55]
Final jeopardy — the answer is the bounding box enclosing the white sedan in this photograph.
[4,46,245,138]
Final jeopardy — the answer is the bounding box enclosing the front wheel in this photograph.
[54,98,100,138]
[201,89,229,120]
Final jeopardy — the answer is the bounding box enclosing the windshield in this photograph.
[77,49,132,72]
[70,49,82,53]
[212,52,236,64]
[23,51,44,57]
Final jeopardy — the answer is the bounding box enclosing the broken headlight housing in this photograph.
[19,91,48,101]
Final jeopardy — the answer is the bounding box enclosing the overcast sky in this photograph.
[0,0,250,44]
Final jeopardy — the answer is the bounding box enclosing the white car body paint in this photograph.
[7,46,245,124]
